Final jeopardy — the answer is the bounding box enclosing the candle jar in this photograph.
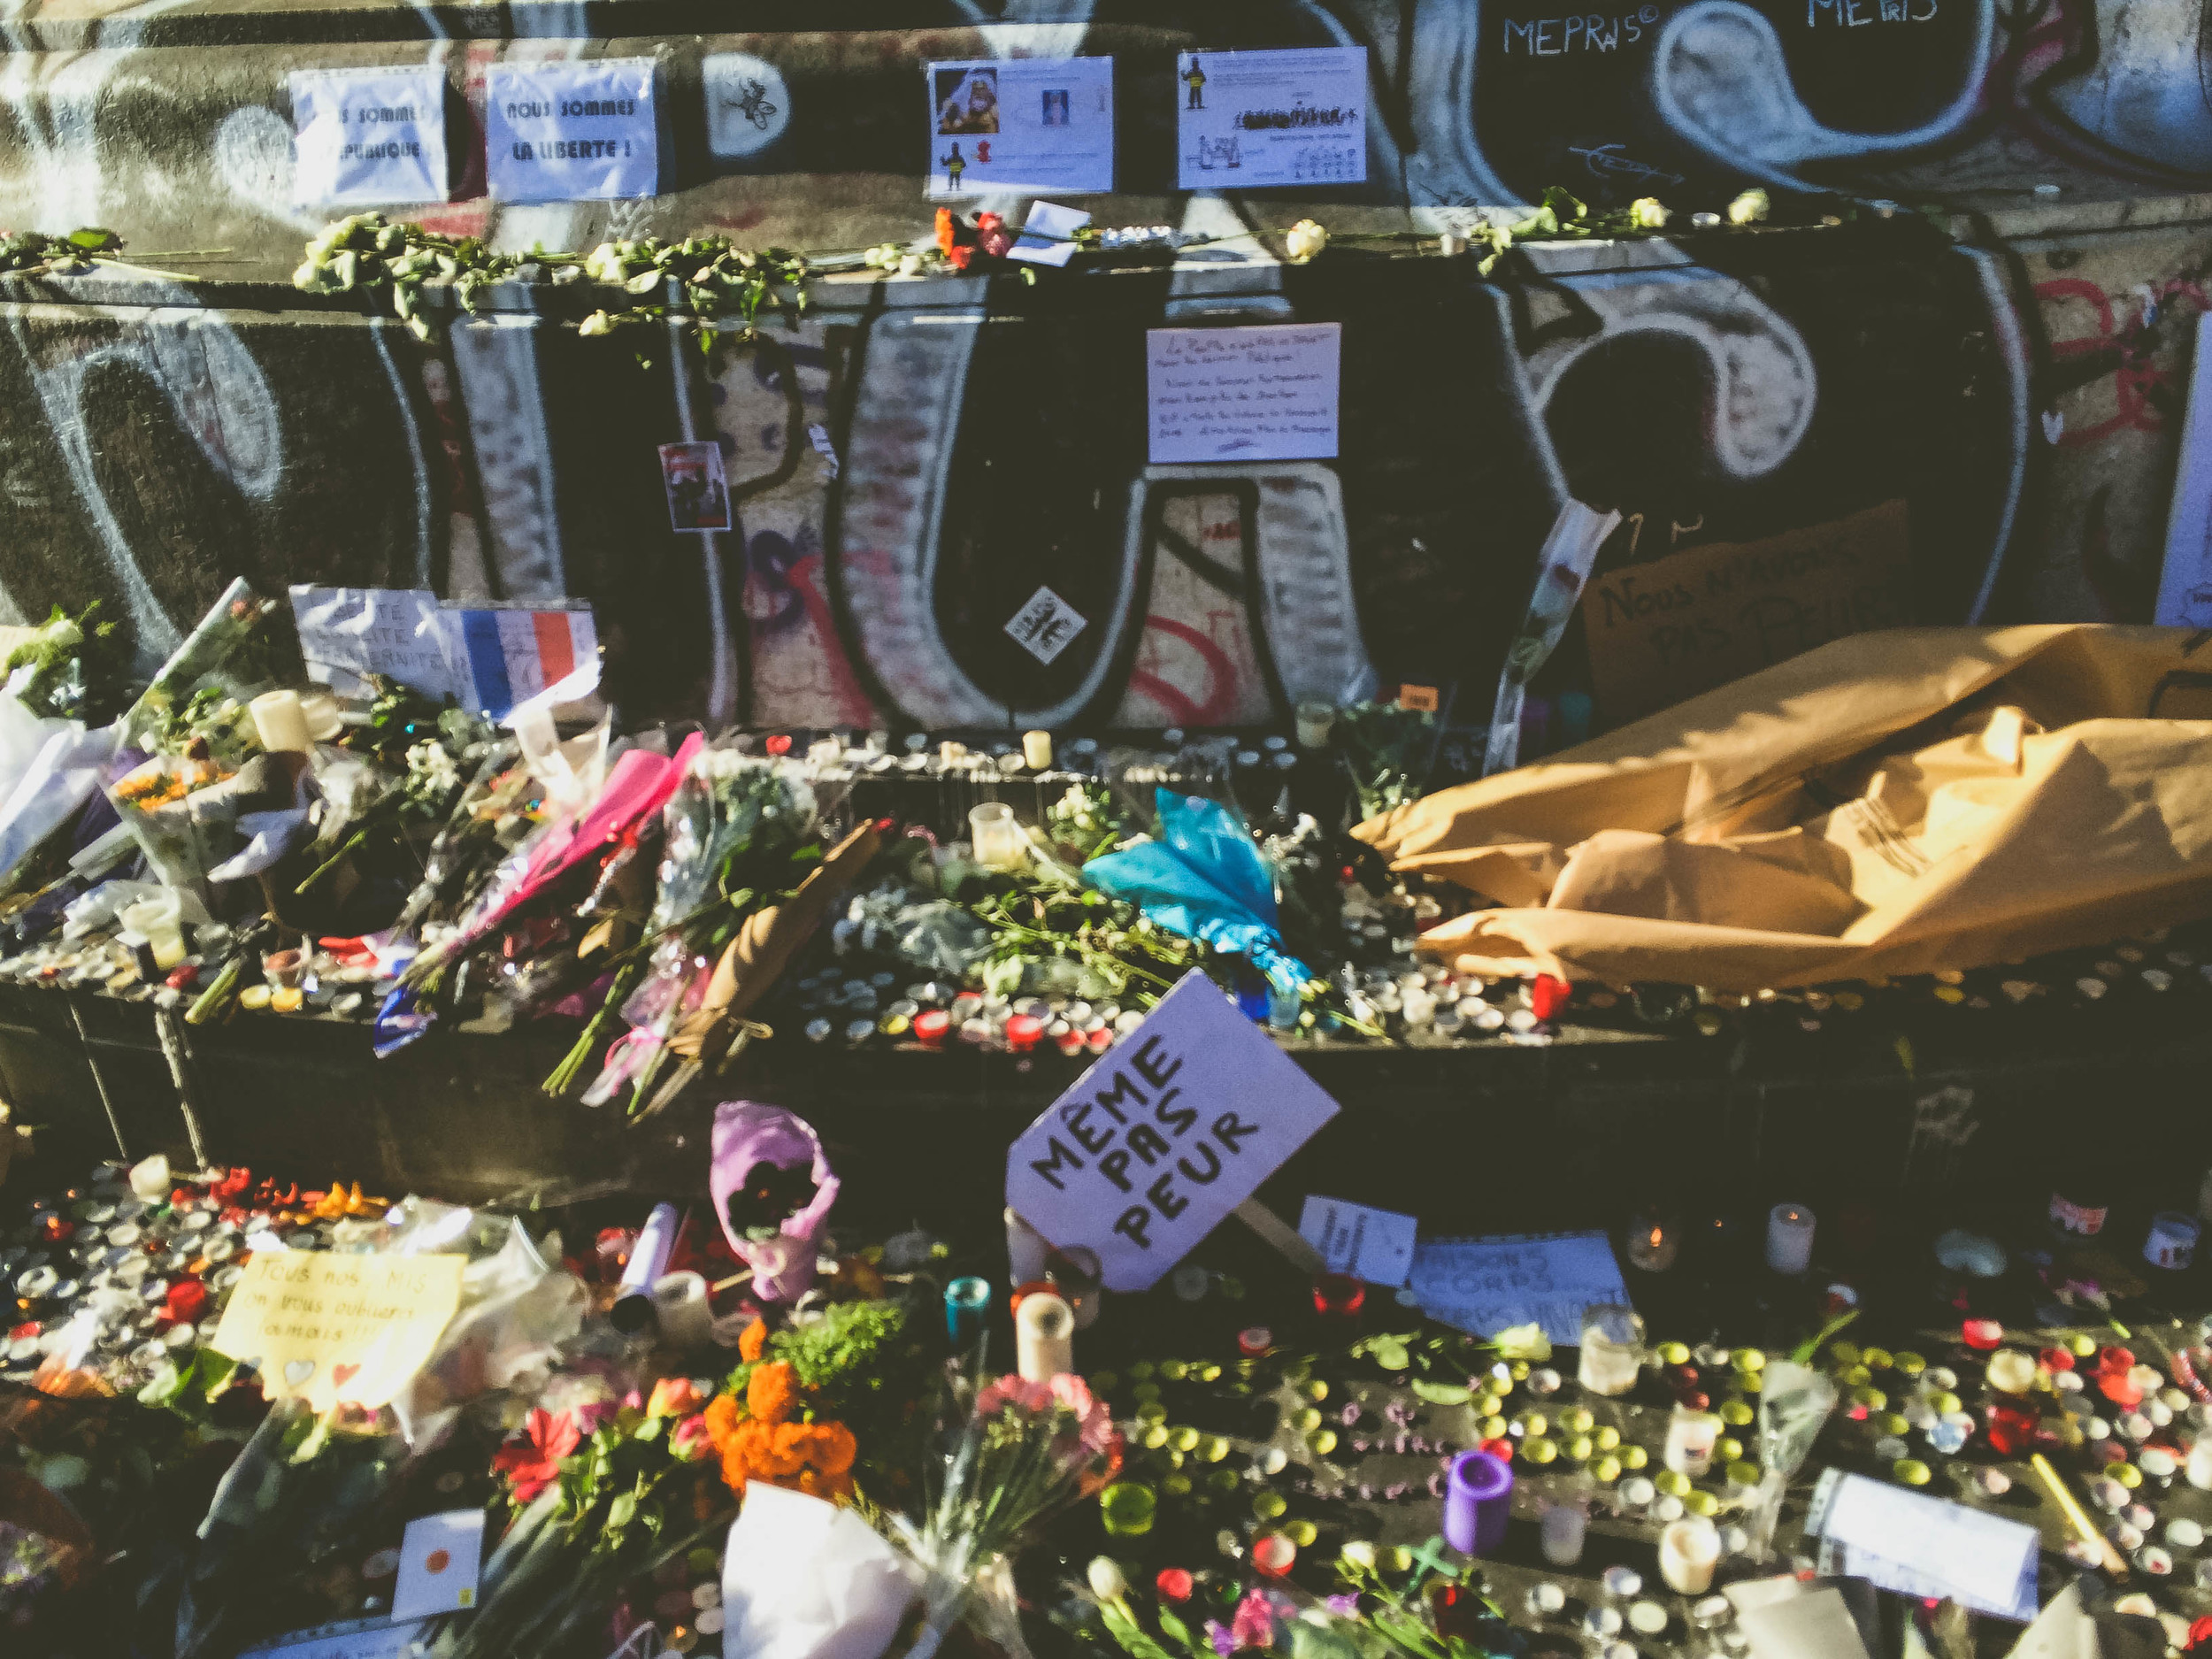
[1099,1481,1156,1538]
[1444,1450,1513,1556]
[1045,1246,1104,1331]
[1539,1497,1587,1566]
[1626,1210,1678,1272]
[122,895,187,972]
[1658,1517,1721,1594]
[1663,1404,1722,1479]
[1578,1304,1645,1397]
[945,1276,991,1347]
[1313,1273,1366,1321]
[1765,1202,1816,1275]
[2146,1212,2201,1272]
[1294,703,1334,748]
[968,802,1027,871]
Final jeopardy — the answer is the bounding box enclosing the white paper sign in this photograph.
[1005,970,1340,1291]
[1298,1195,1417,1286]
[1009,201,1092,267]
[926,57,1114,198]
[240,1617,428,1659]
[391,1508,485,1621]
[1409,1231,1630,1345]
[1808,1471,2039,1622]
[291,586,469,703]
[1004,586,1087,664]
[487,58,657,202]
[291,68,448,206]
[1148,323,1340,465]
[1177,47,1366,190]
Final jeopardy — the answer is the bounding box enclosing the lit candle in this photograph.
[1443,1450,1514,1556]
[1022,730,1054,771]
[1626,1212,1678,1272]
[249,689,311,754]
[1765,1203,1816,1275]
[1578,1304,1644,1397]
[1015,1290,1074,1381]
[1663,1404,1722,1478]
[2188,1440,2212,1491]
[1658,1517,1721,1594]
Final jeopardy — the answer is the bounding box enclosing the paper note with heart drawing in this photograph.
[211,1251,465,1411]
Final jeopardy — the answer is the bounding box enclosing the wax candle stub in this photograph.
[1015,1290,1075,1381]
[1022,730,1054,771]
[249,689,311,754]
[1765,1203,1816,1275]
[1659,1517,1721,1594]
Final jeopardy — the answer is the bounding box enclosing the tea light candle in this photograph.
[1015,1290,1074,1381]
[1985,1349,2038,1396]
[945,1276,992,1347]
[2146,1211,2201,1271]
[249,688,311,754]
[1540,1500,1586,1565]
[1443,1450,1513,1556]
[1022,730,1054,771]
[1664,1405,1723,1479]
[2139,1447,2179,1485]
[1626,1212,1679,1272]
[1659,1517,1721,1594]
[1766,1203,1816,1275]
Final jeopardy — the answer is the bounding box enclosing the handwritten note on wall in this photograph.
[1581,500,1914,726]
[211,1251,465,1412]
[1148,323,1340,465]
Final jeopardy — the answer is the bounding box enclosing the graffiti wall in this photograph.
[0,0,2195,733]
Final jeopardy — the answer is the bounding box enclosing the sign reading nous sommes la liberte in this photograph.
[1004,971,1340,1292]
[486,59,659,203]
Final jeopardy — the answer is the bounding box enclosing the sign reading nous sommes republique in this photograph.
[290,67,449,207]
[486,58,659,202]
[1005,971,1340,1292]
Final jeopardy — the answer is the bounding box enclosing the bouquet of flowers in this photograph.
[388,735,533,939]
[892,1371,1121,1659]
[293,681,495,897]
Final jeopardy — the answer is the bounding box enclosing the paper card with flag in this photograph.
[441,603,597,718]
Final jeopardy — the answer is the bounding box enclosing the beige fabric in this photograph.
[1355,626,2212,990]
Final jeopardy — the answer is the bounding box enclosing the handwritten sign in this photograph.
[1148,324,1340,465]
[291,586,467,703]
[1177,47,1366,188]
[1581,500,1913,726]
[1005,970,1340,1291]
[291,67,448,206]
[1409,1231,1628,1344]
[210,1251,465,1412]
[1808,1471,2039,1621]
[486,58,657,202]
[1298,1195,1417,1286]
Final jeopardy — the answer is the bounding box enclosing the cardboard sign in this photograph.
[291,586,468,703]
[291,67,449,206]
[1581,500,1914,726]
[1177,47,1366,189]
[1409,1231,1629,1345]
[1005,970,1340,1291]
[486,58,657,202]
[1297,1195,1417,1286]
[926,57,1114,198]
[210,1251,465,1412]
[392,1509,485,1620]
[1148,323,1340,465]
[1397,684,1439,712]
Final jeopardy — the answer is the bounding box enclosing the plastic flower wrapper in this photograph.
[1084,787,1313,997]
[1747,1358,1837,1558]
[115,579,293,764]
[711,1101,840,1303]
[890,1371,1122,1659]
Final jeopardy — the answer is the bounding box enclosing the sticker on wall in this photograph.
[1147,322,1341,465]
[659,441,733,532]
[1176,47,1366,190]
[926,57,1115,198]
[1005,587,1088,664]
[486,58,658,202]
[290,66,449,206]
[703,53,792,160]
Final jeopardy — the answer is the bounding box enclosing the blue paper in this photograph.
[1083,789,1310,996]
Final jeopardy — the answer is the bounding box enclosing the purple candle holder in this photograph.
[1444,1450,1513,1556]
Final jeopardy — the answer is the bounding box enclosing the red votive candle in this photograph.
[1313,1273,1366,1320]
[1962,1318,2004,1350]
[913,1009,950,1046]
[1005,1013,1044,1052]
[1237,1325,1273,1357]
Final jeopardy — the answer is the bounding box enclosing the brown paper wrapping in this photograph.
[1355,626,2212,990]
[668,820,882,1062]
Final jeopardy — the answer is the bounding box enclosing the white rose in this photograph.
[897,254,923,278]
[1340,1540,1378,1571]
[1284,219,1329,263]
[1726,188,1770,226]
[1087,1557,1128,1602]
[1628,197,1671,230]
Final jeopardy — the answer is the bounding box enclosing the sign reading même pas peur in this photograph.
[1005,970,1340,1291]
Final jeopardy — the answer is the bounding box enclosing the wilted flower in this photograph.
[1629,197,1671,230]
[578,311,614,338]
[1727,188,1770,226]
[898,254,923,278]
[1284,219,1329,262]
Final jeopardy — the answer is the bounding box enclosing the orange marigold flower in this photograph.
[747,1360,796,1425]
[810,1420,858,1477]
[703,1392,742,1452]
[934,208,956,255]
[739,1318,769,1363]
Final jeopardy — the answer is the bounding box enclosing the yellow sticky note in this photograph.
[210,1251,465,1411]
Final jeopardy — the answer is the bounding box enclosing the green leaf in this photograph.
[1371,1337,1410,1371]
[1409,1379,1473,1405]
[66,227,117,251]
[608,1490,637,1528]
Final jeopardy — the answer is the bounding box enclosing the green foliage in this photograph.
[0,227,120,273]
[4,601,131,722]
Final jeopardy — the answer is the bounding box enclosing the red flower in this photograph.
[764,734,793,757]
[2185,1615,2212,1650]
[975,211,1003,234]
[946,245,973,272]
[493,1408,580,1502]
[1156,1569,1194,1602]
[978,225,1012,259]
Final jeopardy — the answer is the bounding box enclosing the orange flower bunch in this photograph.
[702,1320,858,1502]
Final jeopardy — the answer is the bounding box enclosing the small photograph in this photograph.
[658,441,731,533]
[935,66,1000,134]
[1041,88,1070,127]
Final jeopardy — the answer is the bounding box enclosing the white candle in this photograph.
[1765,1202,1816,1274]
[1578,1304,1644,1397]
[2188,1440,2212,1491]
[1540,1501,1587,1565]
[1015,1291,1075,1381]
[1659,1517,1721,1594]
[1022,730,1054,771]
[250,689,311,754]
[127,1153,171,1202]
[1663,1405,1722,1478]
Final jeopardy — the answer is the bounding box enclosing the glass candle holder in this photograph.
[1659,1517,1721,1594]
[1578,1304,1645,1397]
[1313,1273,1366,1320]
[1539,1498,1587,1565]
[945,1276,991,1347]
[1626,1211,1679,1272]
[968,802,1027,871]
[1100,1481,1156,1537]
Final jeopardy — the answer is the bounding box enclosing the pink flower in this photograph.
[977,1375,1054,1417]
[649,1377,705,1418]
[978,225,1012,258]
[1231,1589,1275,1649]
[671,1412,713,1461]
